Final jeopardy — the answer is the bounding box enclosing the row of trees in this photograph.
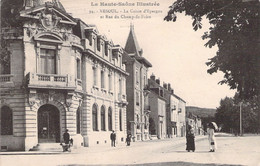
[215,94,260,134]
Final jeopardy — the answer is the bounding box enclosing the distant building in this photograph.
[123,25,152,141]
[186,112,203,135]
[148,77,167,139]
[0,0,128,151]
[149,75,186,138]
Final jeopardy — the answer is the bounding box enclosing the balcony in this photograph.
[118,93,128,106]
[27,73,76,90]
[0,74,15,88]
[118,93,127,101]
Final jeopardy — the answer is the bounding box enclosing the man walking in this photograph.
[110,130,116,147]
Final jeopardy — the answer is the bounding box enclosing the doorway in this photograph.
[38,104,60,143]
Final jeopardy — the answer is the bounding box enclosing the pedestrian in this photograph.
[126,133,131,146]
[207,122,217,152]
[110,130,116,147]
[62,129,71,152]
[186,125,195,152]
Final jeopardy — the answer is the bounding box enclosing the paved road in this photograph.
[1,135,260,166]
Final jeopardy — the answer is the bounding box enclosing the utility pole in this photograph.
[239,102,243,136]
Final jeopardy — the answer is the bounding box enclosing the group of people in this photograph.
[110,130,132,147]
[186,122,217,152]
[63,124,217,153]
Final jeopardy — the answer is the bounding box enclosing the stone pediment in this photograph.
[20,3,76,30]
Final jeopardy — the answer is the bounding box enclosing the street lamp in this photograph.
[239,102,243,136]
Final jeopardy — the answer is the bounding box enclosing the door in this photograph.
[38,104,60,143]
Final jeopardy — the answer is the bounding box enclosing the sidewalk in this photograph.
[0,136,207,155]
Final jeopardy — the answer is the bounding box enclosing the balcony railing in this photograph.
[0,75,13,82]
[27,73,76,89]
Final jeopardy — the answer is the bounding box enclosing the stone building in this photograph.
[0,0,128,151]
[147,77,167,139]
[123,25,152,141]
[148,75,186,138]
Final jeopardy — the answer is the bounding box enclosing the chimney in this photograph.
[150,74,155,81]
[155,79,160,85]
[163,83,167,89]
[171,89,174,94]
[168,83,171,91]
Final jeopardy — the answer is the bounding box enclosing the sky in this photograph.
[59,0,236,108]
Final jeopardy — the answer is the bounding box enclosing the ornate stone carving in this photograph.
[28,89,37,107]
[26,28,38,38]
[39,8,61,30]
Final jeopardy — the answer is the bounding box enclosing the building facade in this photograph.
[123,25,152,141]
[0,0,128,151]
[148,75,186,138]
[148,77,167,139]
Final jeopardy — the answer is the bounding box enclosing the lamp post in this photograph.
[239,102,243,136]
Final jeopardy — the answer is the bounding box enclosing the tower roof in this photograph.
[124,24,143,56]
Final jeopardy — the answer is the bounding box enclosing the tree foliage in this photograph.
[215,94,260,134]
[165,0,260,100]
[1,0,24,27]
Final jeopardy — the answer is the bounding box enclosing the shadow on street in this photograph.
[60,162,243,166]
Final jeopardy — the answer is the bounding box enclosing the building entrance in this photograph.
[38,104,60,143]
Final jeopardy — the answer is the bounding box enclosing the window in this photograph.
[101,70,105,89]
[143,76,146,87]
[97,38,101,51]
[101,106,106,131]
[76,108,80,134]
[119,79,122,94]
[93,67,97,86]
[144,116,147,129]
[76,59,81,79]
[108,74,112,91]
[119,109,123,131]
[39,49,56,74]
[108,107,112,131]
[136,71,139,84]
[136,114,140,129]
[92,104,98,131]
[136,92,139,106]
[105,44,108,56]
[118,55,121,67]
[1,106,13,135]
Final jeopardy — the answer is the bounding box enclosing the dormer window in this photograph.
[105,44,108,56]
[97,38,101,51]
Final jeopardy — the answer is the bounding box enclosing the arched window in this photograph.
[108,107,112,131]
[92,104,98,131]
[1,106,13,135]
[101,106,106,131]
[119,109,122,131]
[76,107,80,134]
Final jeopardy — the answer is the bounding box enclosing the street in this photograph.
[0,135,259,166]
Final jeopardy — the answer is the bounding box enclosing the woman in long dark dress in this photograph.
[186,125,195,152]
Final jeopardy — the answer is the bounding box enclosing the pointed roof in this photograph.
[124,24,143,56]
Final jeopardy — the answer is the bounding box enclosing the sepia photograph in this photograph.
[0,0,260,165]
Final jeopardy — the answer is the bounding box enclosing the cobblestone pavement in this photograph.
[1,135,259,166]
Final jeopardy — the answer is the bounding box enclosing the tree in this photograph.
[165,0,260,100]
[215,94,260,134]
[215,97,239,134]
